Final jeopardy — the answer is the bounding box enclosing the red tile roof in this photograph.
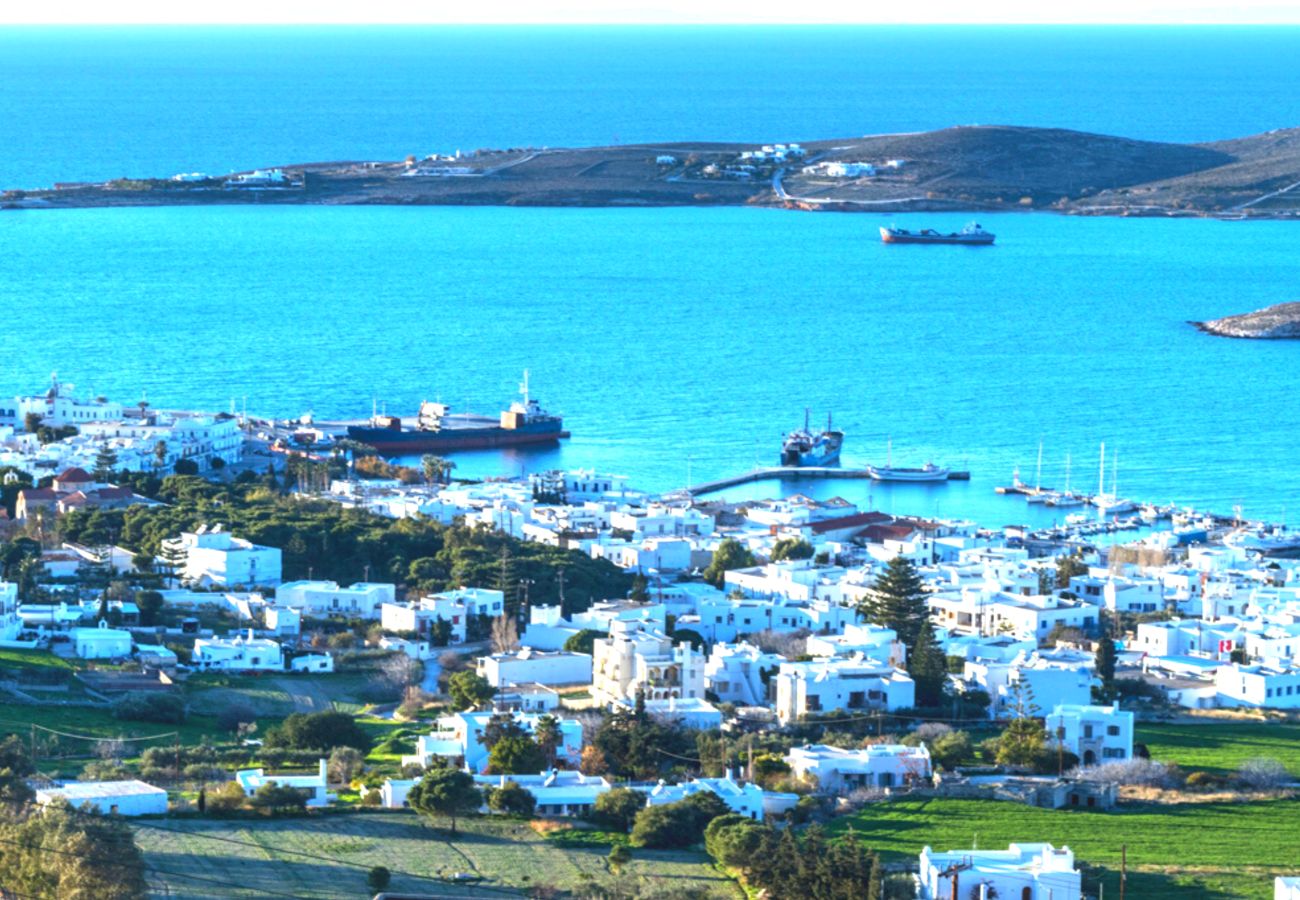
[54,467,94,483]
[807,511,893,535]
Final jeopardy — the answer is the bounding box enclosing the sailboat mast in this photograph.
[1098,441,1106,497]
[1112,448,1119,497]
[1035,440,1043,492]
[1065,452,1072,493]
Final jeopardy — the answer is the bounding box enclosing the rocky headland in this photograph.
[1192,302,1300,339]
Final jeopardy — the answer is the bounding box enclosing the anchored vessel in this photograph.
[346,371,569,454]
[867,439,950,482]
[781,410,844,467]
[879,222,995,245]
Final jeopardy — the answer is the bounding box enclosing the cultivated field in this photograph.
[134,812,741,899]
[833,796,1300,899]
[1137,721,1300,775]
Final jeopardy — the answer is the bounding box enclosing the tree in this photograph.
[928,730,973,770]
[770,537,814,562]
[908,619,949,708]
[592,787,646,832]
[859,556,930,649]
[490,613,520,653]
[367,866,392,892]
[563,629,601,655]
[430,616,453,647]
[1096,630,1118,691]
[579,745,609,776]
[487,780,536,817]
[408,766,482,834]
[173,457,200,476]
[421,454,455,485]
[487,735,546,775]
[607,843,631,873]
[704,814,768,871]
[996,681,1046,769]
[153,440,169,470]
[249,783,309,815]
[0,800,148,900]
[534,714,562,768]
[263,711,374,753]
[23,411,42,434]
[136,590,165,626]
[630,792,728,849]
[702,538,756,588]
[447,671,496,711]
[1056,552,1089,590]
[327,746,365,785]
[93,445,119,483]
[0,734,35,810]
[629,573,650,603]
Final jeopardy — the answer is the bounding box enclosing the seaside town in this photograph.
[2,376,1300,899]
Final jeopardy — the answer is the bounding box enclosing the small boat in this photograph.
[880,222,995,245]
[867,462,950,482]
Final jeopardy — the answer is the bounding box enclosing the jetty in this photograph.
[682,466,970,497]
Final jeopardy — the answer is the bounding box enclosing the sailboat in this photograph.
[1045,452,1085,507]
[1092,442,1137,515]
[1025,441,1049,504]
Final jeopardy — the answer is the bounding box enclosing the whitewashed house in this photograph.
[404,711,583,774]
[918,843,1081,900]
[274,581,395,619]
[772,654,915,724]
[1215,662,1300,709]
[1045,702,1134,767]
[473,770,613,816]
[164,525,282,587]
[35,780,168,816]
[382,587,505,644]
[70,620,133,659]
[235,759,332,807]
[785,743,931,790]
[591,619,704,705]
[0,582,20,642]
[646,773,765,820]
[704,641,784,706]
[289,653,334,673]
[192,630,284,672]
[264,605,302,636]
[477,648,593,688]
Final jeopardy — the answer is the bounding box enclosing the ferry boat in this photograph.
[781,410,843,467]
[879,222,995,245]
[346,371,569,454]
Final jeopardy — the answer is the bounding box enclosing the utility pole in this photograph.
[1119,843,1127,900]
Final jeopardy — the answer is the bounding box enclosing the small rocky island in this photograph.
[1192,302,1300,339]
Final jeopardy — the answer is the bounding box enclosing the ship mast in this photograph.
[1098,441,1106,498]
[1035,440,1043,492]
[520,369,531,405]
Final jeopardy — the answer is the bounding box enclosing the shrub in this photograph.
[563,630,602,655]
[263,711,373,753]
[368,866,391,891]
[630,792,729,849]
[928,730,973,770]
[206,781,250,814]
[1238,757,1289,790]
[1072,758,1182,788]
[487,780,536,817]
[592,787,645,832]
[327,747,365,785]
[249,783,309,815]
[1185,770,1228,790]
[217,702,258,733]
[113,691,187,723]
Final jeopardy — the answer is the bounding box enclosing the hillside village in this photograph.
[3,381,1300,899]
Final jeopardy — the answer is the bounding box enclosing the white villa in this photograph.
[275,581,395,619]
[192,630,284,672]
[235,759,332,807]
[164,525,282,587]
[785,743,932,791]
[1045,702,1134,767]
[918,843,1081,900]
[591,618,704,705]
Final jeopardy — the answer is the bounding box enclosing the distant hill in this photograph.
[6,124,1300,218]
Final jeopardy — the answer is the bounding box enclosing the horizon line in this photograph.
[5,20,1300,27]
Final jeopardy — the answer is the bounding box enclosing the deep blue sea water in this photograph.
[3,26,1300,188]
[2,27,1299,525]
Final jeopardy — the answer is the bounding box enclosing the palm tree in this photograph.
[422,455,456,485]
[534,715,562,769]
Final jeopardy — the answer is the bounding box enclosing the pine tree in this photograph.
[859,556,929,649]
[1096,617,1118,691]
[907,619,948,708]
[92,445,118,483]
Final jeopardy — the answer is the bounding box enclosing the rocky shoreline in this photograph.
[1191,302,1300,339]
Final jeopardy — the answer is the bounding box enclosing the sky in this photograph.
[3,0,1300,25]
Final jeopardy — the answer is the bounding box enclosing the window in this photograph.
[1083,724,1093,738]
[1107,725,1120,736]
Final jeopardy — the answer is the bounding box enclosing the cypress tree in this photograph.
[907,619,949,708]
[859,556,930,649]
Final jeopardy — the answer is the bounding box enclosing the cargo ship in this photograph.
[346,372,569,454]
[879,222,995,245]
[781,410,843,467]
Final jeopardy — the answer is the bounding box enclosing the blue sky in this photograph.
[5,0,1300,24]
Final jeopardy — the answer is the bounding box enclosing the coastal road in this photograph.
[1233,178,1300,211]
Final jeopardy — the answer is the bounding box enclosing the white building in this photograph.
[646,773,765,820]
[35,780,168,816]
[69,620,133,659]
[473,770,613,817]
[772,655,915,724]
[785,743,931,791]
[404,711,583,774]
[704,641,784,706]
[1215,662,1300,709]
[1045,702,1134,767]
[235,759,332,807]
[0,582,19,642]
[964,653,1097,718]
[275,581,395,619]
[192,630,284,671]
[264,605,302,636]
[289,653,335,673]
[1277,876,1300,900]
[381,587,505,644]
[918,843,1081,900]
[164,525,282,587]
[0,375,123,430]
[477,648,593,688]
[591,619,704,705]
[616,696,724,730]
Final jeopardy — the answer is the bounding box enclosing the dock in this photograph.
[682,466,970,497]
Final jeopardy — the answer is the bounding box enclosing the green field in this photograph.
[133,813,741,899]
[833,796,1300,899]
[0,647,81,672]
[1137,722,1300,776]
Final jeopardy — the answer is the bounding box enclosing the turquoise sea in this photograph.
[1,27,1298,524]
